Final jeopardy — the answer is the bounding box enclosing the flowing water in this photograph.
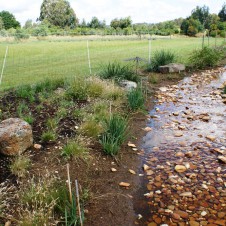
[134,68,226,225]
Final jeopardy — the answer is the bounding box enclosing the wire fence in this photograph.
[0,35,224,89]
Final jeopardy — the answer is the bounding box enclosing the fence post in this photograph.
[87,40,92,75]
[148,35,151,64]
[0,46,8,87]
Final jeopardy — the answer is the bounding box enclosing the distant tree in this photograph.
[87,17,106,28]
[181,17,203,36]
[0,11,20,29]
[0,17,4,29]
[218,3,226,22]
[24,19,33,29]
[191,5,210,28]
[80,19,87,28]
[39,0,78,28]
[110,17,132,29]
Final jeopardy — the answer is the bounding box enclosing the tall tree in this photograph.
[191,5,210,27]
[87,17,106,28]
[0,11,20,29]
[110,17,132,29]
[218,3,226,22]
[0,17,4,29]
[39,0,78,28]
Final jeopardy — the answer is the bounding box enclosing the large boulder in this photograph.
[119,80,137,91]
[0,118,33,156]
[159,63,185,74]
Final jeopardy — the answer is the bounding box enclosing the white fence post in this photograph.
[87,40,92,75]
[148,36,151,64]
[0,46,8,86]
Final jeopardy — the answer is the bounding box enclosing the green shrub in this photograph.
[147,49,177,72]
[127,88,145,111]
[188,46,224,69]
[100,114,128,156]
[61,139,89,159]
[99,62,139,82]
[224,85,226,94]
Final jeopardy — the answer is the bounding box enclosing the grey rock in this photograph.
[159,63,185,74]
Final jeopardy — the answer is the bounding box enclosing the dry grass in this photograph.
[10,155,31,178]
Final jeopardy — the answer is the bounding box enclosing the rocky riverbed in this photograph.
[135,68,226,226]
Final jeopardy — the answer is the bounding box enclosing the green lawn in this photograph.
[0,36,223,89]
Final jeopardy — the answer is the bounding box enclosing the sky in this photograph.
[0,0,225,26]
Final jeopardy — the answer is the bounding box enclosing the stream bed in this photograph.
[134,68,226,226]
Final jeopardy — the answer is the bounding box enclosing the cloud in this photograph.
[0,0,225,26]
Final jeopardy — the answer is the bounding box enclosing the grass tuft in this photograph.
[100,114,128,156]
[148,49,177,72]
[61,138,89,160]
[99,62,139,82]
[10,155,31,178]
[127,87,145,111]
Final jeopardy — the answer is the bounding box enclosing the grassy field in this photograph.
[0,36,224,89]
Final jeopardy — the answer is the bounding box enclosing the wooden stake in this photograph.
[75,180,83,226]
[66,163,72,203]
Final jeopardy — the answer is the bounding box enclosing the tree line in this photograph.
[0,0,225,38]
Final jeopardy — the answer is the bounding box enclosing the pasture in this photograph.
[0,36,223,89]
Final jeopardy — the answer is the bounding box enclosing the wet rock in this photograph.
[172,212,181,220]
[148,222,157,226]
[218,156,226,163]
[143,164,150,171]
[217,212,225,218]
[175,165,187,173]
[201,211,208,216]
[185,151,193,158]
[206,135,216,142]
[180,192,192,197]
[189,221,199,226]
[174,131,183,137]
[174,210,189,219]
[0,118,33,156]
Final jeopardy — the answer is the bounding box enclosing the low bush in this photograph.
[66,77,88,100]
[127,87,145,111]
[224,85,226,94]
[188,46,224,69]
[99,62,139,82]
[79,118,103,139]
[147,49,177,72]
[100,114,128,156]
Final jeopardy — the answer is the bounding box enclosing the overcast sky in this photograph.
[0,0,225,26]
